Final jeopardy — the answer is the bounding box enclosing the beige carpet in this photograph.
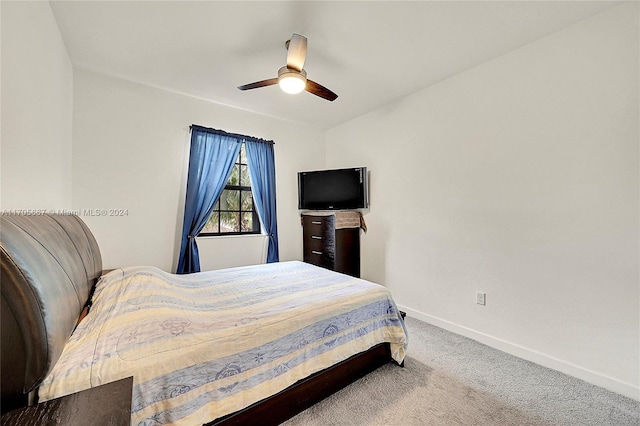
[283,317,639,426]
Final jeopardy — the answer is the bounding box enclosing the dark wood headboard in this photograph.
[1,214,102,413]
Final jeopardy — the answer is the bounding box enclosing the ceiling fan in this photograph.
[238,34,338,102]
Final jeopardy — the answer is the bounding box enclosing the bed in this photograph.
[1,213,407,425]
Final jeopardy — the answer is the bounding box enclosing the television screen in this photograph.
[298,167,368,210]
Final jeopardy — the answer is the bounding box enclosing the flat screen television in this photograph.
[298,167,368,210]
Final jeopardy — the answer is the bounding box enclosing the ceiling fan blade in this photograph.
[286,34,307,72]
[305,79,338,101]
[237,78,278,91]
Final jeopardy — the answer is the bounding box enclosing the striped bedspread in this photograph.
[39,261,407,425]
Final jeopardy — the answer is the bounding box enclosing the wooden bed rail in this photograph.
[209,343,393,426]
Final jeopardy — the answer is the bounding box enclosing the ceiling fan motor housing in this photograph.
[277,67,307,94]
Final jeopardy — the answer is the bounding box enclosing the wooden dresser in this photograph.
[301,212,361,277]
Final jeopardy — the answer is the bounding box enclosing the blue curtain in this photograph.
[245,139,279,263]
[177,128,241,274]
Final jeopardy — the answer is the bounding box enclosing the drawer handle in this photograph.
[311,250,323,255]
[311,221,322,225]
[311,235,322,240]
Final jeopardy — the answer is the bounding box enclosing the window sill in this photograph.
[197,233,266,240]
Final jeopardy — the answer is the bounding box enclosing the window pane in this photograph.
[240,143,247,164]
[252,210,260,232]
[228,165,239,186]
[220,189,239,210]
[241,212,254,232]
[202,211,219,233]
[241,190,253,211]
[240,164,251,186]
[220,212,239,232]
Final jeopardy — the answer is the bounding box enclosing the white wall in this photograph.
[72,70,325,271]
[1,1,73,210]
[326,3,639,400]
[197,235,269,271]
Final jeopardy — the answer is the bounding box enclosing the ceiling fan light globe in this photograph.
[277,67,307,94]
[279,76,306,94]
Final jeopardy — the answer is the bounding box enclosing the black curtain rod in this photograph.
[189,124,275,145]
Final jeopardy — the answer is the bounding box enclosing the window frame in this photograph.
[199,142,261,237]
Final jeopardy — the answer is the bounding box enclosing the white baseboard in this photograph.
[398,305,640,402]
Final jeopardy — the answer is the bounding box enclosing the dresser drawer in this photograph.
[303,246,333,269]
[302,215,333,232]
[303,236,325,252]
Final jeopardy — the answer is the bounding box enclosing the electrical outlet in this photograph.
[476,292,486,306]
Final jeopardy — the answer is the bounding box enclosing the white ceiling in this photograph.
[49,1,620,129]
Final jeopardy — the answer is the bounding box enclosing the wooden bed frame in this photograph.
[211,343,391,425]
[1,213,398,423]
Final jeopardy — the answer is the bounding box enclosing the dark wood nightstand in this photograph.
[1,377,133,426]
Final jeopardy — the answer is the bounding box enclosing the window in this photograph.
[177,124,278,273]
[200,143,260,235]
